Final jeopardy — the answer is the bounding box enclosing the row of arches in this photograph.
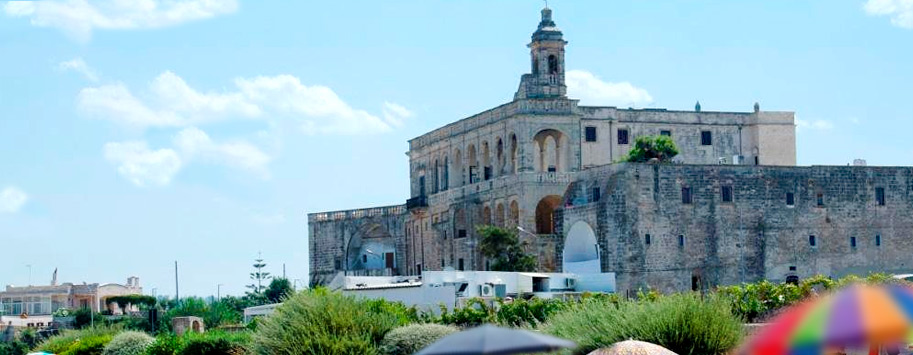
[420,129,571,195]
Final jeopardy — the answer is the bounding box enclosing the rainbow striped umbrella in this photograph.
[745,284,913,355]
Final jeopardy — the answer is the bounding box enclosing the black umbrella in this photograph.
[416,324,577,355]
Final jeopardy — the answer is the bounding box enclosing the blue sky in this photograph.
[1,0,911,297]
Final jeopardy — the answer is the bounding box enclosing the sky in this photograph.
[1,0,912,297]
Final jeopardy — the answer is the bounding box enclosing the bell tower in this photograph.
[516,6,568,100]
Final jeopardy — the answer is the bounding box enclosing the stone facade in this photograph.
[560,164,913,294]
[306,8,910,294]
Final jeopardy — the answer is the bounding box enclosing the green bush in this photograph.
[250,288,412,355]
[60,334,114,355]
[379,324,458,355]
[178,331,250,355]
[544,293,743,355]
[145,334,183,355]
[438,298,494,327]
[101,331,154,355]
[38,326,121,354]
[495,298,567,328]
[0,341,28,355]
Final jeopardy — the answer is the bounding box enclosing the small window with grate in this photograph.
[809,235,816,247]
[645,234,651,245]
[876,187,885,206]
[660,130,672,137]
[458,229,467,238]
[850,236,857,248]
[786,193,795,206]
[701,131,712,145]
[585,126,597,142]
[721,185,733,203]
[618,129,629,145]
[682,187,692,204]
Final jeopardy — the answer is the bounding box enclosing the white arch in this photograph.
[563,221,600,274]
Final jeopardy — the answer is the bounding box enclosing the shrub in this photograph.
[0,341,28,355]
[101,331,154,355]
[544,293,743,355]
[178,331,250,355]
[145,334,183,355]
[38,326,121,354]
[495,298,567,328]
[250,288,412,355]
[438,298,494,327]
[59,334,114,355]
[379,324,458,355]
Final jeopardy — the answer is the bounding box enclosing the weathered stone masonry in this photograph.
[560,164,913,294]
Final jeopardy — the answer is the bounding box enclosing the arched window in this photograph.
[496,138,504,174]
[441,156,450,191]
[432,159,439,193]
[510,200,520,226]
[495,203,505,226]
[510,134,518,174]
[482,205,492,226]
[548,55,558,75]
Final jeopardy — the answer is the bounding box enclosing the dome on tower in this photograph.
[532,7,564,42]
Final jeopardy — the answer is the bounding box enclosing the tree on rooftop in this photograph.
[478,226,537,272]
[624,135,679,163]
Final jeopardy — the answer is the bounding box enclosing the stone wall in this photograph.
[560,163,913,294]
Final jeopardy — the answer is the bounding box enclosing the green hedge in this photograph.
[102,331,154,355]
[544,293,743,355]
[250,288,414,355]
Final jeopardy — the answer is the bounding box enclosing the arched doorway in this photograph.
[346,224,396,271]
[562,221,600,274]
[535,195,562,234]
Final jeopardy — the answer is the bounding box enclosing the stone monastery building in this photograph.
[309,8,913,293]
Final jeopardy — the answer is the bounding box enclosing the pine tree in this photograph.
[246,253,272,296]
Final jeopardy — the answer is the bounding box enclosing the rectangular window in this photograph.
[850,236,857,248]
[809,235,816,247]
[547,166,557,172]
[591,187,601,202]
[816,193,824,207]
[876,187,885,206]
[645,234,651,245]
[682,187,692,204]
[786,193,795,206]
[789,266,797,271]
[585,126,597,142]
[701,131,712,145]
[416,264,422,274]
[678,235,685,247]
[660,130,672,137]
[441,259,445,268]
[876,234,882,247]
[458,258,464,271]
[617,129,629,145]
[458,229,467,238]
[721,186,733,203]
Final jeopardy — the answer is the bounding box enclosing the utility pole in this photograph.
[26,264,31,286]
[283,263,286,279]
[217,284,223,300]
[174,261,179,302]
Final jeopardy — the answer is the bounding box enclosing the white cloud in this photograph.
[795,118,835,132]
[78,83,183,127]
[103,141,182,187]
[865,0,913,29]
[78,71,397,135]
[57,57,98,82]
[0,186,28,213]
[382,101,414,127]
[3,0,239,42]
[566,70,653,107]
[235,75,393,135]
[174,127,271,176]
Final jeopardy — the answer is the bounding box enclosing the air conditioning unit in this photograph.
[565,278,577,289]
[479,284,494,297]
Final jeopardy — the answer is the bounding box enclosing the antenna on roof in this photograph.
[544,0,548,9]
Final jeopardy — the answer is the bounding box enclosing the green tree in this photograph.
[264,278,294,303]
[246,254,271,297]
[477,226,537,272]
[624,135,679,163]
